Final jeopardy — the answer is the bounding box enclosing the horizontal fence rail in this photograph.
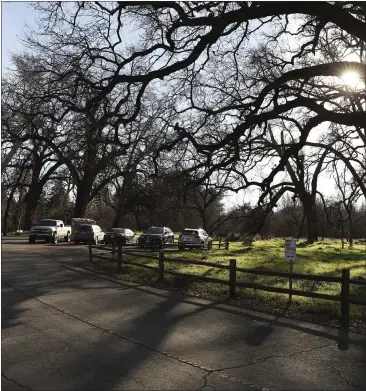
[349,278,366,286]
[235,266,343,283]
[164,257,231,270]
[88,243,366,330]
[123,260,159,271]
[234,281,341,302]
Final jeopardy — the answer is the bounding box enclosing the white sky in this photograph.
[1,2,363,212]
[2,2,36,71]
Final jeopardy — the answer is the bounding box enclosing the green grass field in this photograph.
[89,238,366,333]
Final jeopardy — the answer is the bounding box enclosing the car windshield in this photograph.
[182,230,199,236]
[146,227,164,234]
[38,220,58,227]
[78,225,93,232]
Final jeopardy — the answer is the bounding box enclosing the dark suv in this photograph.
[138,227,174,248]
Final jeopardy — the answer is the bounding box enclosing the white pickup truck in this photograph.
[29,219,71,244]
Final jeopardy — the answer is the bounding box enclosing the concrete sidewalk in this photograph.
[2,240,366,390]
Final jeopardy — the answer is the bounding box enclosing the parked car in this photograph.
[71,218,96,241]
[138,227,174,248]
[74,224,105,245]
[29,219,71,244]
[178,228,212,250]
[103,228,138,245]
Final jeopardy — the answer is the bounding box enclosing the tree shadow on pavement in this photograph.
[111,279,365,348]
[244,302,291,346]
[67,264,366,350]
[2,251,366,390]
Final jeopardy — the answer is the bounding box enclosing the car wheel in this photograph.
[75,241,79,245]
[51,234,58,244]
[64,232,70,242]
[29,237,35,244]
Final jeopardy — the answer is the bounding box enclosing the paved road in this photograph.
[2,237,366,390]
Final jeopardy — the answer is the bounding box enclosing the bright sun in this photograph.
[342,71,360,87]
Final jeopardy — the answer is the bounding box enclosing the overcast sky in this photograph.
[2,1,36,71]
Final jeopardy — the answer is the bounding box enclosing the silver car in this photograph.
[74,224,105,245]
[178,228,212,250]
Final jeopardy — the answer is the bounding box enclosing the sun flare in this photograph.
[342,71,360,87]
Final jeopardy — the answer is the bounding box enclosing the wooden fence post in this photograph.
[289,262,293,303]
[229,259,236,298]
[88,242,93,263]
[219,238,222,249]
[225,238,229,250]
[117,244,122,273]
[340,268,350,330]
[158,250,165,281]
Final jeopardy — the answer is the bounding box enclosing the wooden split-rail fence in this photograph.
[88,242,366,330]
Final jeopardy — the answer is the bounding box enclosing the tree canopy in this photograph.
[2,1,365,242]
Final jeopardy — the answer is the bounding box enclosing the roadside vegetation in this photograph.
[85,238,366,334]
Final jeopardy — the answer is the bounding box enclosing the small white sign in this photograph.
[285,238,296,263]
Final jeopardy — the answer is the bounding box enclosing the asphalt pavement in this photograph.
[2,237,366,390]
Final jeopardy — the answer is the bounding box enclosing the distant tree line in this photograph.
[2,168,365,244]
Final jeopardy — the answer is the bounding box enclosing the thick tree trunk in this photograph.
[297,208,306,239]
[348,216,354,247]
[74,189,91,218]
[304,195,318,244]
[113,201,125,227]
[23,159,62,229]
[2,190,16,236]
[306,213,316,244]
[73,139,100,218]
[23,184,43,230]
[200,209,208,232]
[12,190,27,231]
[23,147,42,230]
[74,174,95,218]
[113,170,136,227]
[133,211,142,231]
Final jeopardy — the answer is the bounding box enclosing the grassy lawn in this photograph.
[88,238,366,333]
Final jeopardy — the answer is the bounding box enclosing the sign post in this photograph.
[285,238,296,303]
